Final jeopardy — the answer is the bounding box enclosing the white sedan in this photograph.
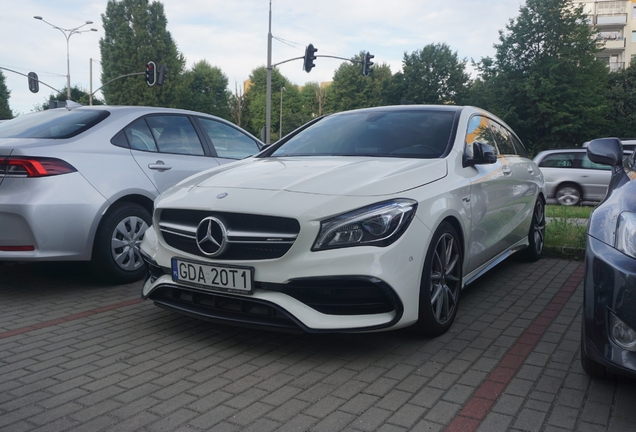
[140,105,545,336]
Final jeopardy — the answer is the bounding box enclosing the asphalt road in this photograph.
[0,258,635,432]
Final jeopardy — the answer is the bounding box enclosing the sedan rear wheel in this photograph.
[414,222,462,336]
[90,202,151,284]
[556,185,582,206]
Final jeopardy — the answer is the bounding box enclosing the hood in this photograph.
[189,156,447,197]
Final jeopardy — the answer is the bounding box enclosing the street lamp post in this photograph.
[279,87,286,140]
[34,16,97,101]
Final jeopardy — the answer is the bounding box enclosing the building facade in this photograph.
[581,0,636,71]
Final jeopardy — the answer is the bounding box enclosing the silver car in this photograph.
[0,105,262,283]
[534,148,615,205]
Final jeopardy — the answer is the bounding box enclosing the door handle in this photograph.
[502,166,512,175]
[527,167,535,174]
[148,161,172,172]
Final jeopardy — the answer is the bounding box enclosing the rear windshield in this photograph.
[270,109,457,159]
[0,109,110,139]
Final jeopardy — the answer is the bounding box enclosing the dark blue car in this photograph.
[581,137,636,379]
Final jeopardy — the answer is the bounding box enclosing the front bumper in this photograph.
[140,215,431,332]
[582,235,636,378]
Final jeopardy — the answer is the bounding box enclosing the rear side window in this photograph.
[118,115,205,156]
[489,121,517,156]
[581,155,611,170]
[198,118,260,159]
[0,109,110,139]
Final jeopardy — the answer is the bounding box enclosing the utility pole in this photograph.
[266,0,273,144]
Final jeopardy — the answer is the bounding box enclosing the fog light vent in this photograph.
[610,312,636,351]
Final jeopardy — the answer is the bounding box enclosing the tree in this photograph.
[299,81,328,120]
[0,71,13,119]
[325,52,393,113]
[470,0,608,153]
[243,66,304,140]
[229,82,248,130]
[175,60,230,119]
[398,43,470,105]
[604,64,636,138]
[99,0,185,107]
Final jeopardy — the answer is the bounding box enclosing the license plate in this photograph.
[171,258,254,294]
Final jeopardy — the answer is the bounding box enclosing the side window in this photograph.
[538,153,575,168]
[124,118,158,152]
[465,115,499,157]
[146,116,204,156]
[509,133,528,158]
[489,121,516,156]
[198,118,260,159]
[581,154,611,170]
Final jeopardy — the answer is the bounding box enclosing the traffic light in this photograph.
[303,44,318,73]
[156,64,167,86]
[362,52,375,76]
[145,61,156,86]
[28,72,39,93]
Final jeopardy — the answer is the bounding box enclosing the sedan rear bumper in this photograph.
[0,173,105,261]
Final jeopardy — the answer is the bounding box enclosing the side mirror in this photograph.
[587,137,623,166]
[465,141,498,167]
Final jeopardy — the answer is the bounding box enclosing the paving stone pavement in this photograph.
[1,258,635,432]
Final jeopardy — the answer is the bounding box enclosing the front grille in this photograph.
[159,209,300,260]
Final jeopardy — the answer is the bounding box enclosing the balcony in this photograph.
[602,38,626,50]
[596,13,628,26]
[608,62,625,72]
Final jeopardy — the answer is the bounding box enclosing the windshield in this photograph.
[271,109,457,158]
[0,109,110,139]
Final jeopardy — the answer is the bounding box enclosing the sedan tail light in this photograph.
[0,156,77,178]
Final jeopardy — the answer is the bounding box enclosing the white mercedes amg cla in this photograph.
[140,105,546,336]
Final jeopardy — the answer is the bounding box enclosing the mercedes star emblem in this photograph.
[195,216,228,257]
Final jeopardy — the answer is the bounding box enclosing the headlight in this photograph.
[312,199,418,251]
[616,212,636,258]
[609,312,636,351]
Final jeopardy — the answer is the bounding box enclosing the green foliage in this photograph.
[469,0,608,155]
[243,66,305,140]
[0,71,13,119]
[99,0,185,106]
[175,60,230,119]
[299,82,327,120]
[546,204,593,219]
[398,43,470,105]
[604,63,636,138]
[325,52,393,113]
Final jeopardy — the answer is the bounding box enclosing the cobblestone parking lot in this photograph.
[1,258,635,431]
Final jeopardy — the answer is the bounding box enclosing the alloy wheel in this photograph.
[429,232,461,324]
[532,200,546,255]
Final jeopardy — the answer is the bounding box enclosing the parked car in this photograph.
[534,148,626,206]
[140,105,546,336]
[581,137,636,379]
[0,106,262,283]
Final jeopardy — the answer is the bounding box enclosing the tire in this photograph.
[556,184,582,206]
[90,202,151,284]
[520,198,545,262]
[414,222,462,337]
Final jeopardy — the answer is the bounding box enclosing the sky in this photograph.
[1,0,526,116]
